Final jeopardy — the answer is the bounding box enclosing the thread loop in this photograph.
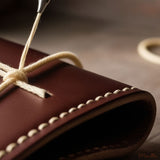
[0,11,83,98]
[3,70,28,83]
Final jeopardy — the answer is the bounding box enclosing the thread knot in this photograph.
[3,70,28,83]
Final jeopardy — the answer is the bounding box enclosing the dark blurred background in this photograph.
[0,1,160,159]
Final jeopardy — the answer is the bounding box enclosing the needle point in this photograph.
[37,0,51,13]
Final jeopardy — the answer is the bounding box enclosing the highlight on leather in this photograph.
[0,39,156,160]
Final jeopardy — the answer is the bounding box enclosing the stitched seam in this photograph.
[59,142,128,160]
[0,87,135,159]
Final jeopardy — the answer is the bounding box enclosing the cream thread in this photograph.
[0,151,6,159]
[38,123,49,131]
[0,12,83,98]
[113,89,121,94]
[0,51,83,98]
[104,92,112,97]
[0,87,135,159]
[138,38,160,65]
[95,96,104,101]
[28,129,38,138]
[86,99,94,105]
[68,107,78,113]
[48,117,59,124]
[59,112,69,119]
[77,104,85,109]
[6,143,17,153]
[17,136,28,145]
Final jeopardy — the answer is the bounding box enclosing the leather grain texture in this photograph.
[0,38,156,160]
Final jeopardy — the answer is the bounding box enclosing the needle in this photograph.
[37,0,51,13]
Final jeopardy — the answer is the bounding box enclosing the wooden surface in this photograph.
[0,1,160,159]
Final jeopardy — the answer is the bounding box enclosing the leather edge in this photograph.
[8,88,156,160]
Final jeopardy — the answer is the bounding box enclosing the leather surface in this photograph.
[0,38,156,160]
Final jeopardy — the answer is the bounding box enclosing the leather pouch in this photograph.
[0,39,156,160]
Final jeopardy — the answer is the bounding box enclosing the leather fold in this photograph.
[0,38,156,160]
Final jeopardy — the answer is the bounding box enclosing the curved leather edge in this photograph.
[5,89,156,160]
[61,91,156,160]
[0,38,156,160]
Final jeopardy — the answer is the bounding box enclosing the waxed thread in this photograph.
[0,87,135,159]
[0,12,83,98]
[138,37,160,65]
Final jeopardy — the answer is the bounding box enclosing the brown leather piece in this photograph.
[0,38,156,160]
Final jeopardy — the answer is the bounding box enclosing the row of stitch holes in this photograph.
[59,146,105,160]
[59,144,124,160]
[60,139,131,160]
[0,105,87,159]
[0,117,59,159]
[0,87,134,159]
[59,87,135,160]
[88,87,134,103]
